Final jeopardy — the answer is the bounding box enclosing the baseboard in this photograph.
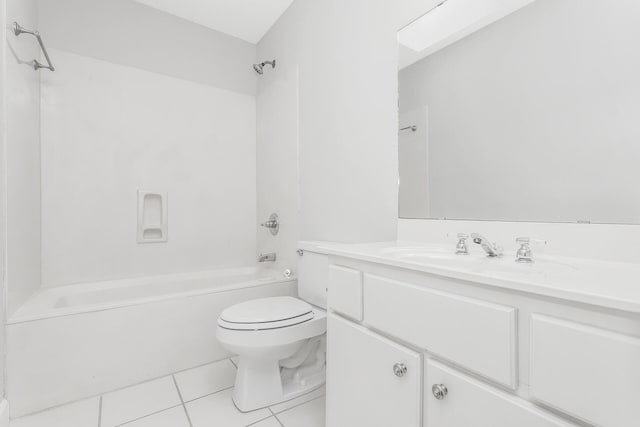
[0,399,9,427]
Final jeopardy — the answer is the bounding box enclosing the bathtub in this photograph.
[7,267,297,417]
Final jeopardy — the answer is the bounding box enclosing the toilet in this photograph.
[216,248,328,412]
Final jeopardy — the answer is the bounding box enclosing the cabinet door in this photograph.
[530,314,640,427]
[327,314,422,427]
[425,360,574,427]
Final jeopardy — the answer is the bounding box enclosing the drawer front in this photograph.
[327,314,422,427]
[328,265,363,321]
[425,360,574,427]
[365,274,517,388]
[530,315,640,427]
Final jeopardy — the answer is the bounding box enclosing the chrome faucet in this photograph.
[515,237,546,263]
[258,253,276,262]
[471,233,503,257]
[455,233,469,255]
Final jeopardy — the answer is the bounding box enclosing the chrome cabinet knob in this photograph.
[393,363,407,378]
[432,384,448,400]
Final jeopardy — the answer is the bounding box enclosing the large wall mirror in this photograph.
[397,0,640,224]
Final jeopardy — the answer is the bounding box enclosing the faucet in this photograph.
[258,253,277,262]
[455,233,469,255]
[471,233,503,257]
[515,237,547,263]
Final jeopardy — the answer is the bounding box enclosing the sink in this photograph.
[376,245,577,277]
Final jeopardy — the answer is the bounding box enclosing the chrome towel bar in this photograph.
[12,21,55,71]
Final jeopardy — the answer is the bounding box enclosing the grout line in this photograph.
[229,357,238,368]
[274,414,286,427]
[245,414,279,427]
[172,375,193,427]
[172,375,186,404]
[183,385,234,404]
[114,404,183,427]
[182,404,194,427]
[269,393,325,415]
[98,396,103,427]
[15,357,232,419]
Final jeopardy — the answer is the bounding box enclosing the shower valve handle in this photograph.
[260,213,279,236]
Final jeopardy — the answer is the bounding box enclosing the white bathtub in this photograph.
[7,267,297,417]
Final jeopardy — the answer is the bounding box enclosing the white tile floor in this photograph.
[10,358,326,427]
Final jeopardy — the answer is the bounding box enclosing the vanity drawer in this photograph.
[328,265,363,321]
[530,315,640,427]
[364,274,517,388]
[425,359,574,427]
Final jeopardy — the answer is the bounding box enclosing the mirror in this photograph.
[397,0,640,224]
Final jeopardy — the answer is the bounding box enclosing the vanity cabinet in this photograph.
[425,360,573,427]
[529,315,640,427]
[325,257,640,427]
[326,314,422,427]
[365,274,517,389]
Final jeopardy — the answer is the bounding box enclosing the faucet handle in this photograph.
[515,237,546,263]
[455,233,469,255]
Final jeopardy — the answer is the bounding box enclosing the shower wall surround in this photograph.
[0,0,8,416]
[256,66,300,273]
[5,0,41,315]
[35,1,260,287]
[40,49,257,287]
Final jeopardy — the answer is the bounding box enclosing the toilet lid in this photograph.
[218,296,314,330]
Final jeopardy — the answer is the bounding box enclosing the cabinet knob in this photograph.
[432,384,448,400]
[393,363,407,378]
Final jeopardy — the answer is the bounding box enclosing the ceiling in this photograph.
[134,0,294,44]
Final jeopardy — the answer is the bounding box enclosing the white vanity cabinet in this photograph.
[425,360,573,427]
[326,314,422,427]
[325,256,640,427]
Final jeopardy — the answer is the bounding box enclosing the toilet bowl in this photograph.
[216,296,327,412]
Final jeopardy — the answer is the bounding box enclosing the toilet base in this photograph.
[232,335,326,412]
[233,371,325,413]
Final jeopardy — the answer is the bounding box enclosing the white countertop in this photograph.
[299,240,640,313]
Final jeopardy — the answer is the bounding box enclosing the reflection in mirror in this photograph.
[398,0,640,224]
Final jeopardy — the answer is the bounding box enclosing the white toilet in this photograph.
[216,249,328,412]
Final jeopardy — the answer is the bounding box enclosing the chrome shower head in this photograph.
[253,60,276,75]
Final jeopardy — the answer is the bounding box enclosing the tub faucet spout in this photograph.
[258,253,276,262]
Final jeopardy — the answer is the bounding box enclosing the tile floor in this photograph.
[10,358,326,427]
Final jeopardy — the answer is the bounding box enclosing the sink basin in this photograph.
[376,245,577,277]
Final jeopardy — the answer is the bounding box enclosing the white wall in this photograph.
[5,0,41,314]
[37,0,256,96]
[40,49,257,287]
[256,66,300,273]
[257,0,400,244]
[0,0,7,404]
[399,0,640,224]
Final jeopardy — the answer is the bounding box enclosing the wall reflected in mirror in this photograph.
[398,0,640,224]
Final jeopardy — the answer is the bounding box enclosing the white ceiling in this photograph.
[134,0,294,44]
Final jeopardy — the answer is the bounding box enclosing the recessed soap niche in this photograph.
[137,190,168,243]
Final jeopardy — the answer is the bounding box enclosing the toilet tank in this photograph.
[297,243,329,309]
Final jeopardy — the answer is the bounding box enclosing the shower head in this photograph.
[253,60,276,75]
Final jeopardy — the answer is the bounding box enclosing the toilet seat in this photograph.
[218,296,314,331]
